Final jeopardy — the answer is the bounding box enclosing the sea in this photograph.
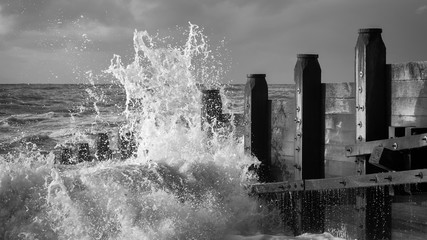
[0,24,343,240]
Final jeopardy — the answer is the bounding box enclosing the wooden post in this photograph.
[355,28,388,174]
[244,74,270,182]
[96,133,111,160]
[354,28,390,240]
[294,54,324,180]
[60,148,72,164]
[119,131,136,160]
[294,54,325,235]
[201,89,222,134]
[77,142,90,162]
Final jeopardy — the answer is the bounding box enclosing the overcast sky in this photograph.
[0,0,427,84]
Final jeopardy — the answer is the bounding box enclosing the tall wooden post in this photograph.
[355,28,388,174]
[354,28,391,240]
[293,54,325,235]
[294,54,324,180]
[244,74,270,182]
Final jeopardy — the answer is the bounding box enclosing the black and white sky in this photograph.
[0,0,427,84]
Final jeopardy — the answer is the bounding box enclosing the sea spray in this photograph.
[0,23,280,239]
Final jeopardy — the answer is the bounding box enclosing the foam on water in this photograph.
[0,23,343,240]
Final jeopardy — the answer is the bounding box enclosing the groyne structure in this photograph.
[245,28,427,240]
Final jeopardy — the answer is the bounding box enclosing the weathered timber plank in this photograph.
[325,114,355,132]
[325,160,357,178]
[391,115,427,127]
[271,99,296,114]
[325,144,355,161]
[392,80,427,98]
[345,133,427,157]
[305,169,427,190]
[251,169,427,193]
[325,129,356,145]
[392,97,427,116]
[281,140,296,157]
[324,82,355,98]
[389,61,427,81]
[325,98,355,114]
[251,180,304,194]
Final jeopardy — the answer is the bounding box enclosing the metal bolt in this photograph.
[339,180,346,186]
[346,147,352,153]
[359,71,364,78]
[295,146,301,152]
[415,172,424,179]
[357,121,363,127]
[294,117,300,123]
[358,135,363,141]
[358,86,363,93]
[360,106,364,111]
[392,143,398,150]
[356,105,359,110]
[296,106,300,112]
[370,177,378,183]
[423,136,427,142]
[297,132,302,138]
[385,176,393,181]
[297,88,301,94]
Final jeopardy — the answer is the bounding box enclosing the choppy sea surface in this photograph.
[0,83,292,156]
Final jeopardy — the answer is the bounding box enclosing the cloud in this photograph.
[0,5,15,35]
[416,5,427,14]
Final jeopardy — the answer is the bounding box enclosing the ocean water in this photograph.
[0,24,342,240]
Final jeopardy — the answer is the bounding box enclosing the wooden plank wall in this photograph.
[323,83,356,178]
[270,82,357,180]
[390,61,427,127]
[267,61,427,181]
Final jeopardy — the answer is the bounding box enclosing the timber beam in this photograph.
[345,133,427,157]
[251,168,427,194]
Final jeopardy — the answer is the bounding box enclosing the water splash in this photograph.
[0,23,271,239]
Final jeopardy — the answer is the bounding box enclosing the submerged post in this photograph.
[354,28,391,240]
[77,142,90,162]
[201,89,223,134]
[60,148,73,164]
[96,133,111,161]
[294,54,324,180]
[119,131,137,160]
[244,74,270,182]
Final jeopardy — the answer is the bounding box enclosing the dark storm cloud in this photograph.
[0,0,135,30]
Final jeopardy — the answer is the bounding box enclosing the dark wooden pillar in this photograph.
[293,54,325,235]
[354,28,391,240]
[355,28,388,174]
[294,54,324,180]
[119,131,136,160]
[244,74,270,182]
[96,133,111,161]
[77,142,90,162]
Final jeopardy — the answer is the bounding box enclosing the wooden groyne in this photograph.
[242,28,427,240]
